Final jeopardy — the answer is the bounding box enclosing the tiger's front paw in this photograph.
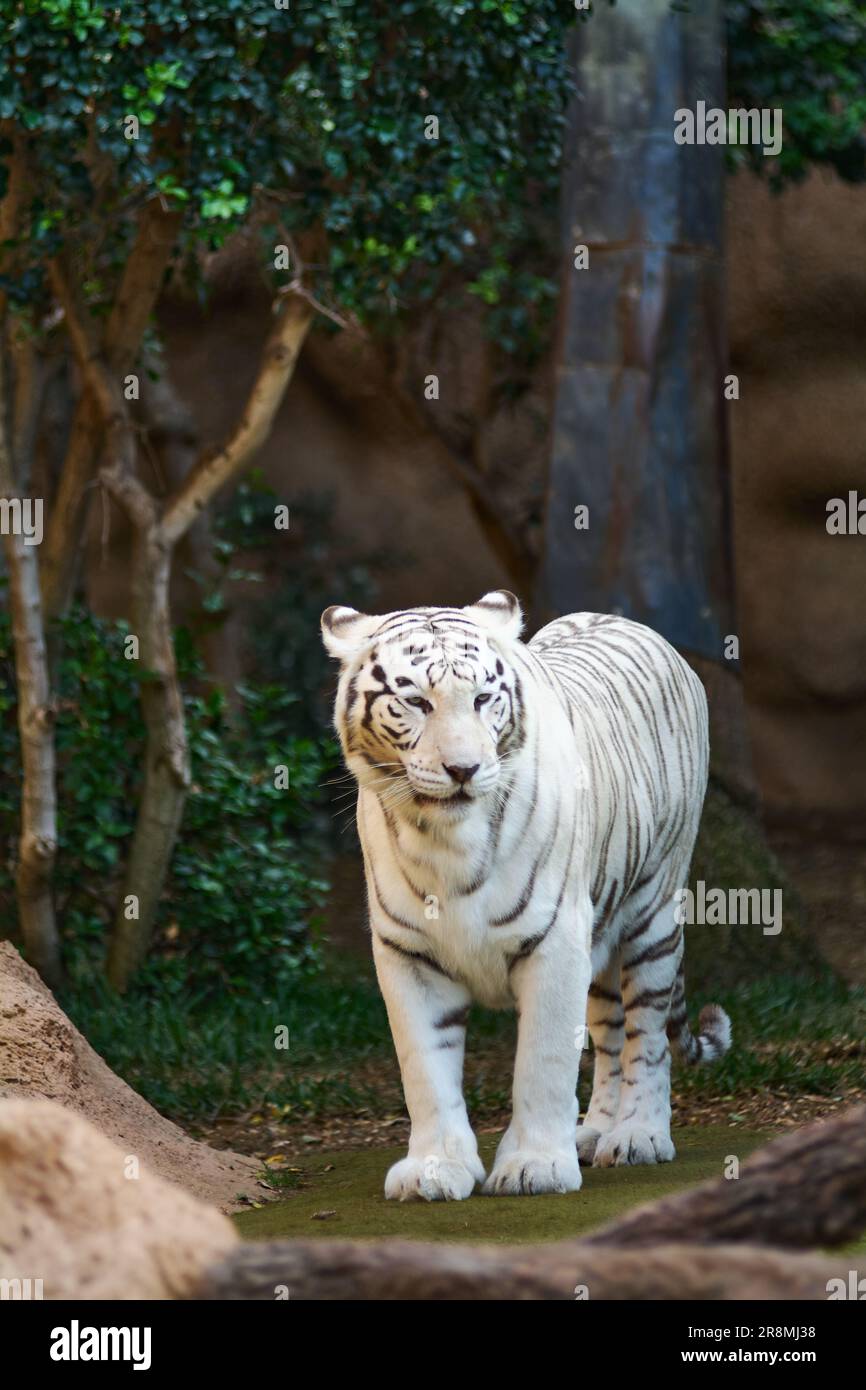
[482,1149,582,1197]
[384,1149,485,1202]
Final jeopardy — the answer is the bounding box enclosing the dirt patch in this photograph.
[0,942,259,1213]
[199,1041,865,1169]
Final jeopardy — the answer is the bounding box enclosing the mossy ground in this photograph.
[234,1126,769,1245]
[235,1125,866,1257]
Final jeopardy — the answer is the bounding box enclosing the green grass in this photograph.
[60,955,391,1120]
[55,776,863,1127]
[60,948,865,1127]
[680,973,866,1101]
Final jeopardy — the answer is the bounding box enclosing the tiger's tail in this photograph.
[666,962,732,1065]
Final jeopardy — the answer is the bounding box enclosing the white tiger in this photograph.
[321,590,731,1201]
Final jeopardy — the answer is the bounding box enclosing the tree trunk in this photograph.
[104,294,314,990]
[2,536,61,987]
[199,1236,854,1302]
[138,364,243,694]
[539,0,755,800]
[0,132,62,986]
[586,1103,866,1252]
[51,261,313,989]
[0,366,61,987]
[105,527,190,990]
[38,391,102,635]
[40,200,182,626]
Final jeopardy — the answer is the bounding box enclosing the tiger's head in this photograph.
[321,590,526,818]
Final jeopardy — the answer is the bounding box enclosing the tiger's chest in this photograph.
[358,788,588,1007]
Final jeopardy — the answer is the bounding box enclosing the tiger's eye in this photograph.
[474,693,492,710]
[406,696,432,713]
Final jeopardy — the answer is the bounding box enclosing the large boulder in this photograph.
[0,1099,238,1299]
[0,941,258,1212]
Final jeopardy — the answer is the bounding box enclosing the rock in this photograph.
[0,1099,238,1300]
[0,941,259,1211]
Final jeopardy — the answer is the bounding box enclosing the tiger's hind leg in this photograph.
[575,959,624,1165]
[593,879,682,1168]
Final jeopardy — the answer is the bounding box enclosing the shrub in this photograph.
[0,599,335,997]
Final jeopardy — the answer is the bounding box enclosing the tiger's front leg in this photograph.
[484,909,591,1196]
[371,930,484,1201]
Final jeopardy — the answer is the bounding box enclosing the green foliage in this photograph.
[61,952,390,1119]
[3,1,866,337]
[168,682,332,994]
[0,0,575,355]
[59,941,866,1123]
[727,1,866,184]
[0,599,335,995]
[679,971,866,1101]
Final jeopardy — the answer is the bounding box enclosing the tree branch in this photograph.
[199,1237,856,1302]
[302,321,536,590]
[7,323,46,492]
[46,252,150,524]
[160,292,314,547]
[103,199,182,370]
[40,200,182,620]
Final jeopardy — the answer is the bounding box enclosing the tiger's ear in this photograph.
[463,590,524,641]
[320,605,380,662]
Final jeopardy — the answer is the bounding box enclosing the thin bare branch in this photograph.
[46,252,152,529]
[103,200,182,371]
[160,292,314,547]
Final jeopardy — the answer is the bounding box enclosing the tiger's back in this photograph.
[528,610,709,938]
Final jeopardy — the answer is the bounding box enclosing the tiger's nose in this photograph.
[443,762,480,785]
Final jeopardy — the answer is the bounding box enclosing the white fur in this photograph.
[322,598,723,1200]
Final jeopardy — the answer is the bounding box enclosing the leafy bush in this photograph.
[0,599,335,996]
